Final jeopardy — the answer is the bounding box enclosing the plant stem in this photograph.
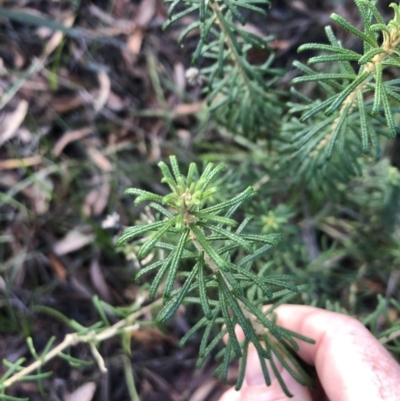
[1,299,162,390]
[209,2,255,101]
[190,229,267,335]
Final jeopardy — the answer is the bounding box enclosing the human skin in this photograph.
[218,305,400,401]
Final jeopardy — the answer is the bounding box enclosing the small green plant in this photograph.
[117,156,314,395]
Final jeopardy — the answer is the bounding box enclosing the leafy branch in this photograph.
[284,1,400,187]
[0,298,162,401]
[117,156,314,395]
[163,0,282,137]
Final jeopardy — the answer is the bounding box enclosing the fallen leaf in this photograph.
[65,382,96,401]
[90,259,113,303]
[28,175,53,214]
[86,147,114,172]
[52,127,93,157]
[93,70,111,113]
[52,93,86,113]
[48,253,67,282]
[173,103,202,117]
[174,62,186,93]
[188,380,217,401]
[106,91,129,111]
[0,100,29,146]
[42,14,76,58]
[269,39,293,50]
[53,229,94,256]
[0,156,41,170]
[135,0,156,27]
[82,174,111,216]
[127,29,144,55]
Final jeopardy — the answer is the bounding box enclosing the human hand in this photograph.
[218,305,400,401]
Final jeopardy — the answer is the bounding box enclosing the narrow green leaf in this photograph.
[300,95,338,121]
[59,352,93,367]
[199,0,206,21]
[236,294,281,339]
[380,81,397,138]
[280,327,315,345]
[148,253,174,300]
[358,0,384,25]
[200,165,225,193]
[325,71,370,115]
[294,115,337,149]
[163,229,189,297]
[268,338,310,386]
[308,54,360,65]
[292,73,357,84]
[217,32,225,78]
[165,0,180,18]
[225,0,247,25]
[190,223,229,269]
[214,9,242,54]
[230,264,272,297]
[198,162,215,184]
[358,47,386,65]
[239,233,282,245]
[180,316,209,346]
[199,327,228,366]
[117,221,165,246]
[231,1,267,16]
[372,62,383,115]
[148,203,174,219]
[216,273,269,359]
[202,186,256,215]
[298,43,360,56]
[158,161,177,190]
[19,372,53,381]
[0,8,83,38]
[265,340,293,397]
[219,287,242,357]
[199,307,220,357]
[156,260,199,324]
[203,223,253,253]
[198,254,212,319]
[252,343,272,386]
[221,269,245,296]
[186,162,198,187]
[163,4,199,28]
[235,339,249,390]
[330,13,378,48]
[237,29,267,48]
[178,21,200,45]
[1,358,26,381]
[93,295,110,327]
[219,340,233,382]
[325,102,351,159]
[192,38,205,64]
[262,278,299,293]
[138,217,177,258]
[169,155,182,183]
[125,188,164,204]
[193,212,237,227]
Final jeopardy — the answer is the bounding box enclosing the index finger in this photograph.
[275,304,400,401]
